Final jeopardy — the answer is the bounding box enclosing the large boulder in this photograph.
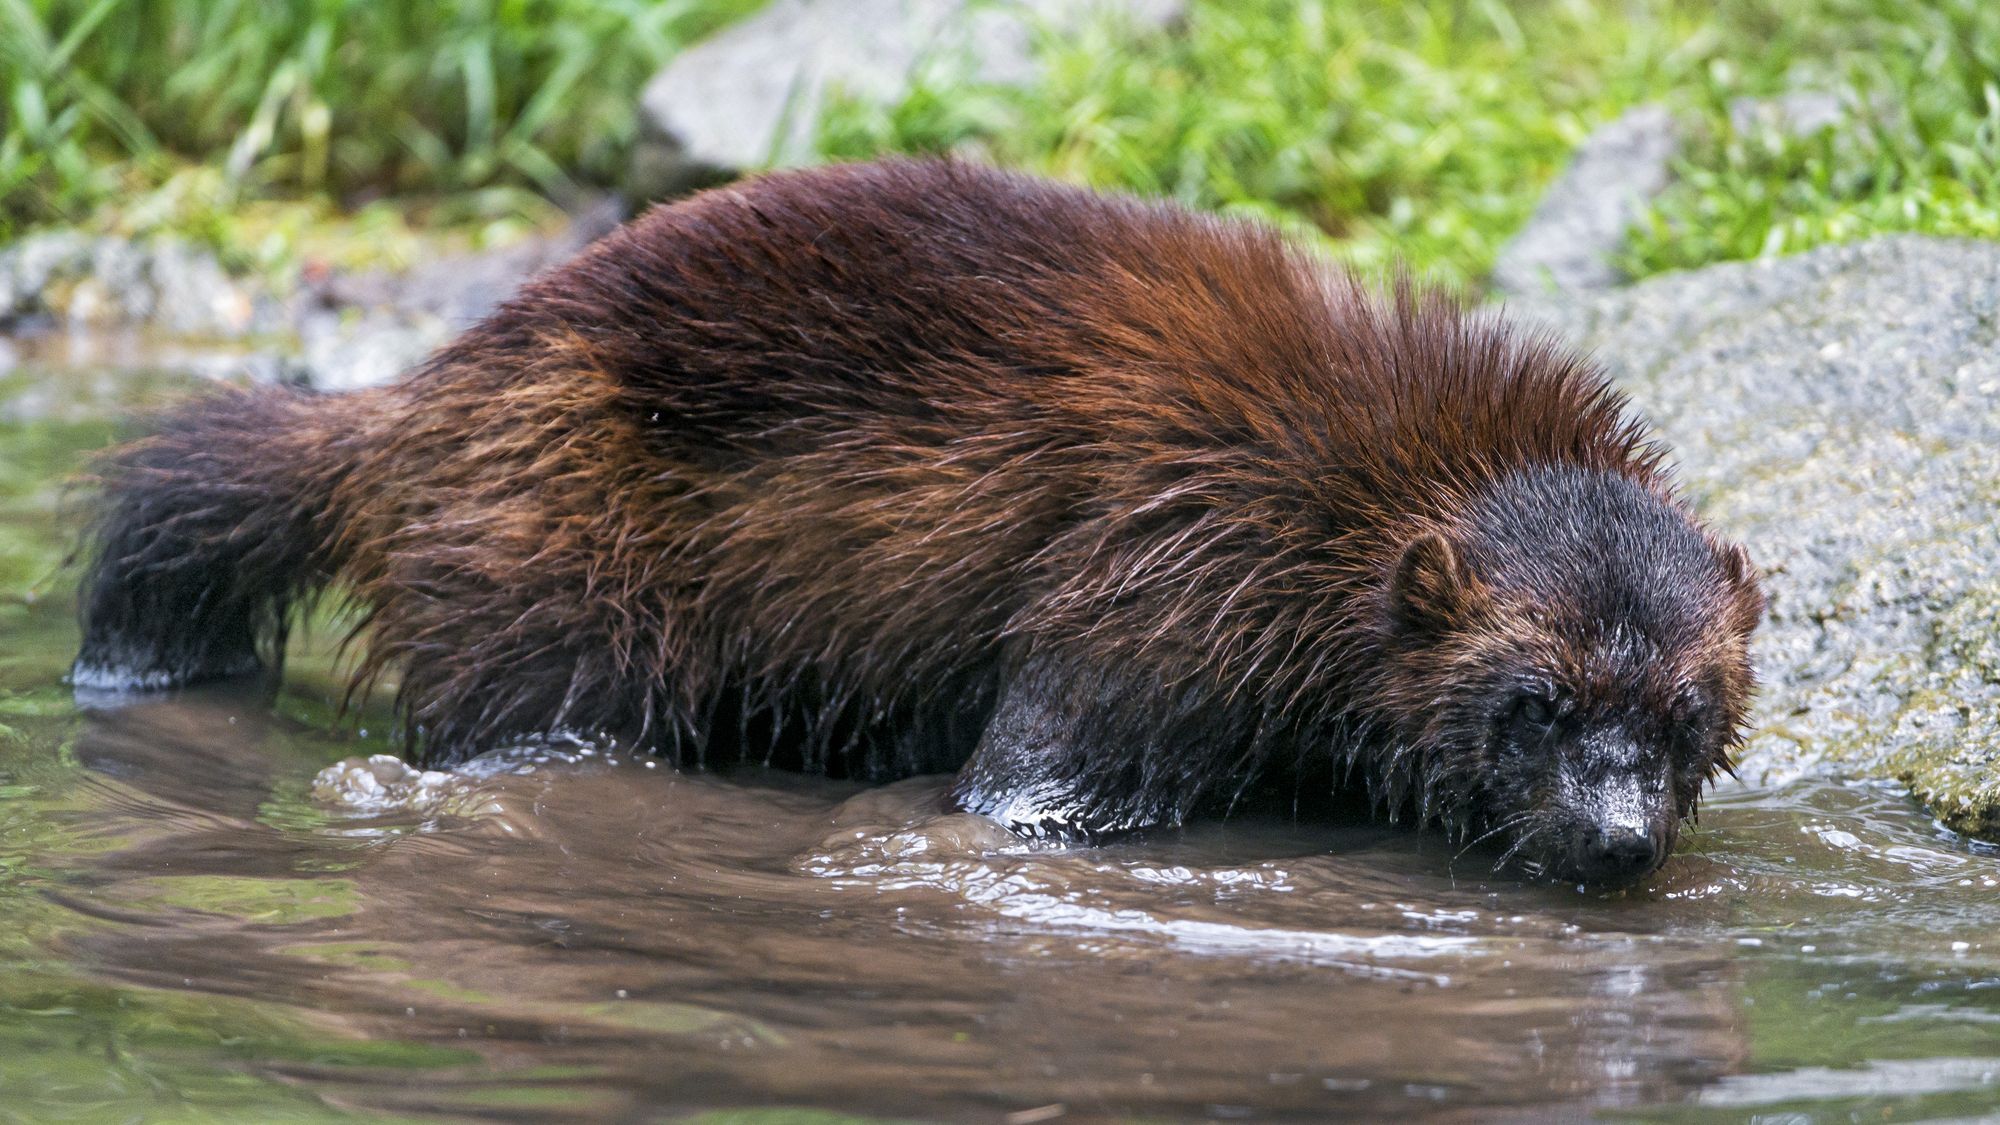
[1512,236,2000,837]
[637,0,1184,192]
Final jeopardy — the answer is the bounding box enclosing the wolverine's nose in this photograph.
[1572,824,1662,885]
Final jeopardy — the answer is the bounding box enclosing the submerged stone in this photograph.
[1512,236,2000,837]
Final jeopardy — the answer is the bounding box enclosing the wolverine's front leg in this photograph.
[947,648,1221,842]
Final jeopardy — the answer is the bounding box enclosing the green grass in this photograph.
[3,0,1995,287]
[1624,0,2000,274]
[0,0,765,244]
[817,0,2000,289]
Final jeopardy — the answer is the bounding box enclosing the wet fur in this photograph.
[74,159,1761,857]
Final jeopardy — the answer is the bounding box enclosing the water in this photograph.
[4,360,2000,1122]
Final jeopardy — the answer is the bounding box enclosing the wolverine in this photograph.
[72,159,1763,886]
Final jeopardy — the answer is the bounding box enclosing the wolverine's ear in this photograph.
[1389,531,1479,636]
[1717,541,1755,587]
[1715,540,1766,629]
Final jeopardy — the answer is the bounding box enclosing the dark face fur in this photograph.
[1380,466,1763,887]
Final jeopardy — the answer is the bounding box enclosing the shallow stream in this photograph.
[3,359,1999,1121]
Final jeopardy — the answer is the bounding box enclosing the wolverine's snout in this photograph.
[1565,820,1667,886]
[1548,757,1676,886]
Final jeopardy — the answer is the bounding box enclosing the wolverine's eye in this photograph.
[1510,691,1561,729]
[1672,686,1713,739]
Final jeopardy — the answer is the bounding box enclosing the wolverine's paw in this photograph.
[947,775,1166,845]
[70,638,264,702]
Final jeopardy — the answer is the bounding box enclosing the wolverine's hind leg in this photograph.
[360,568,695,768]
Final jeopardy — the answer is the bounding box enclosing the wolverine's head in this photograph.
[1375,465,1763,887]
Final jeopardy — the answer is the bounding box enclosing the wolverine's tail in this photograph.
[72,385,356,693]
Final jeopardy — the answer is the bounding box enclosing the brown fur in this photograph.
[75,159,1762,875]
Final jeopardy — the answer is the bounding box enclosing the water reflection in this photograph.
[1,681,1984,1120]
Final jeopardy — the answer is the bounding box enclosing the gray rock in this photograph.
[1728,90,1848,138]
[294,307,454,393]
[0,233,260,337]
[83,239,153,324]
[10,230,92,297]
[0,202,617,390]
[0,230,90,323]
[1510,236,2000,837]
[1490,105,1681,296]
[146,240,260,337]
[1493,91,1867,297]
[316,196,622,331]
[284,199,621,389]
[639,0,1183,181]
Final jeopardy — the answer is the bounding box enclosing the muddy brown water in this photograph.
[4,360,2000,1122]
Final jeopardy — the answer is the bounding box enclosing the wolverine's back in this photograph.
[76,160,1755,887]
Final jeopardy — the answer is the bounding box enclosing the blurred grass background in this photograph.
[0,0,764,263]
[1,0,1996,286]
[821,0,2000,286]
